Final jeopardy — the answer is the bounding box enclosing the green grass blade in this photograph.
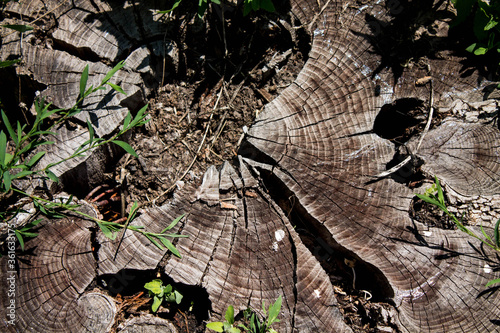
[0,131,6,166]
[435,176,445,205]
[495,219,500,249]
[0,59,21,68]
[2,24,34,32]
[146,234,164,250]
[481,223,493,243]
[159,237,181,258]
[106,82,126,95]
[80,65,89,99]
[161,213,185,233]
[112,140,137,157]
[27,151,46,168]
[486,278,500,288]
[101,61,125,85]
[3,170,11,191]
[14,230,25,251]
[1,110,18,145]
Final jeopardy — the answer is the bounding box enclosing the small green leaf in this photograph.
[0,59,20,68]
[159,237,181,258]
[2,24,34,33]
[1,110,18,145]
[174,290,183,304]
[130,104,149,128]
[101,61,125,85]
[161,213,185,233]
[86,120,94,145]
[122,112,132,131]
[12,170,33,179]
[144,279,164,294]
[112,140,138,157]
[146,234,164,250]
[80,65,89,99]
[45,170,59,183]
[3,170,12,191]
[14,230,25,251]
[225,305,235,325]
[157,0,183,13]
[260,0,275,12]
[466,43,477,53]
[206,322,224,332]
[0,131,6,166]
[98,222,117,240]
[486,278,500,288]
[106,82,127,95]
[494,219,500,249]
[474,47,489,55]
[152,295,162,312]
[27,151,46,168]
[267,295,282,326]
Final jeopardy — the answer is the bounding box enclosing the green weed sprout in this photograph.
[416,176,500,287]
[144,279,183,312]
[207,296,282,333]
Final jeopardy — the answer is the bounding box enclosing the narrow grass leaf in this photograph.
[101,60,125,85]
[45,170,59,183]
[481,223,493,243]
[3,170,11,191]
[152,295,162,312]
[159,237,181,258]
[415,193,440,206]
[80,65,89,99]
[267,295,282,325]
[106,82,126,95]
[1,110,18,145]
[122,112,131,131]
[12,170,33,179]
[0,59,20,68]
[486,278,500,288]
[2,24,34,32]
[27,151,46,168]
[130,104,149,127]
[146,234,164,250]
[225,305,235,325]
[206,322,224,332]
[161,213,185,233]
[86,120,94,143]
[495,219,500,249]
[113,140,137,157]
[0,131,6,166]
[98,222,114,240]
[14,230,25,251]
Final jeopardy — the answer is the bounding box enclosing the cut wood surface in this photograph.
[1,0,500,332]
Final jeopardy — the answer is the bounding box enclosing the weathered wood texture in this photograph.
[2,0,500,332]
[246,1,500,332]
[0,216,116,332]
[97,160,351,332]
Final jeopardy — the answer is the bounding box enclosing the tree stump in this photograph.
[1,0,500,332]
